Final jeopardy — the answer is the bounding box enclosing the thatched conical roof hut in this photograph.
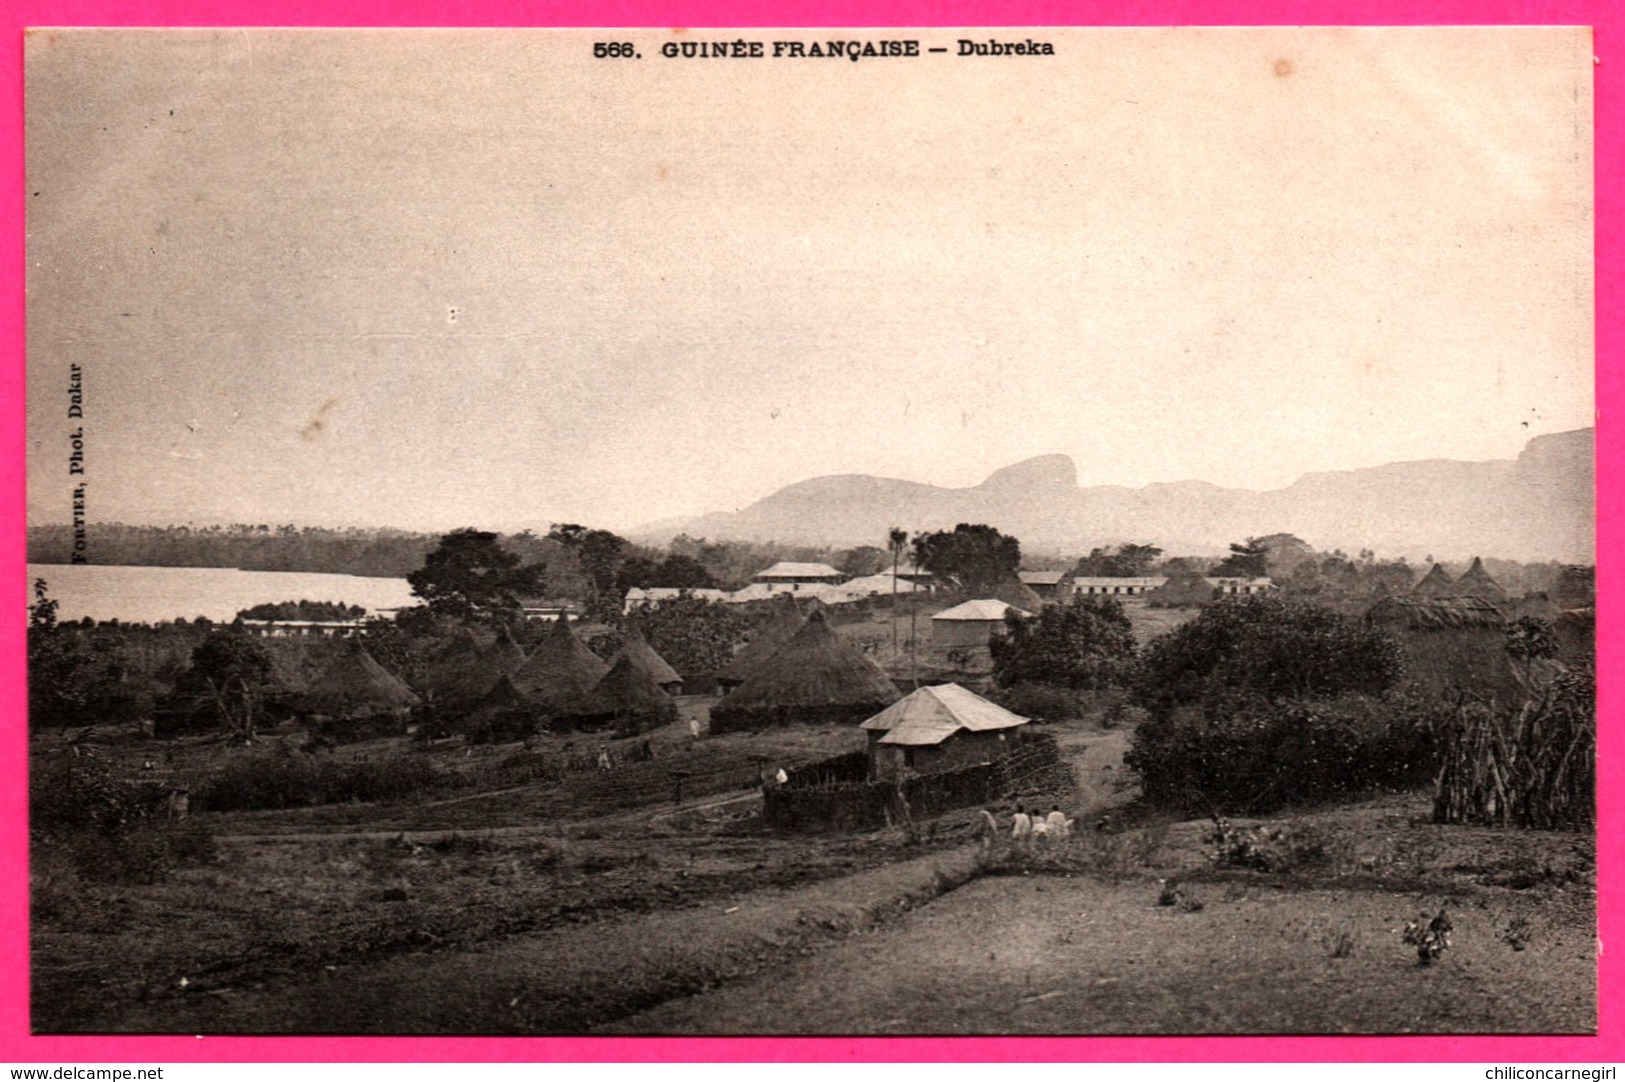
[508,616,610,712]
[1412,563,1458,598]
[1366,595,1533,703]
[426,629,527,712]
[709,610,900,733]
[301,641,420,717]
[1509,592,1561,622]
[990,578,1048,612]
[617,626,682,692]
[559,651,679,734]
[462,674,540,742]
[1455,556,1508,604]
[718,605,805,689]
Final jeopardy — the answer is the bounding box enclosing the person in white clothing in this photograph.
[1046,805,1070,839]
[976,808,1000,851]
[1011,804,1033,850]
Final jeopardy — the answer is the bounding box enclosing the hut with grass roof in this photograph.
[556,651,678,735]
[1455,556,1508,605]
[709,610,900,733]
[860,683,1029,780]
[717,604,806,692]
[508,615,611,714]
[1366,595,1532,702]
[1412,562,1458,598]
[462,674,540,743]
[425,629,526,713]
[300,641,419,721]
[616,626,683,694]
[991,577,1048,612]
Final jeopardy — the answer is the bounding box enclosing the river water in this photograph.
[25,563,418,624]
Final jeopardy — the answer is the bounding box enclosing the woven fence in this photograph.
[764,732,1074,833]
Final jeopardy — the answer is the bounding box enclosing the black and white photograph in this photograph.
[24,26,1596,1035]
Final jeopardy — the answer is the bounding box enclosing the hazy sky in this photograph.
[26,27,1594,533]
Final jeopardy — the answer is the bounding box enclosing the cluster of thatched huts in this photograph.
[289,617,686,741]
[1365,557,1593,703]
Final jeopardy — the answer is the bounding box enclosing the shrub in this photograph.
[1132,596,1403,720]
[196,746,444,811]
[1126,693,1442,814]
[991,682,1089,722]
[990,594,1136,690]
[30,754,155,837]
[1206,816,1327,872]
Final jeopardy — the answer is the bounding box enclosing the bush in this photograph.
[196,746,445,811]
[1125,693,1442,814]
[990,594,1136,690]
[1132,596,1403,720]
[991,682,1089,722]
[1206,816,1327,872]
[30,754,157,837]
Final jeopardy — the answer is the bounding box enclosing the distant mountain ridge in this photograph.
[632,429,1594,563]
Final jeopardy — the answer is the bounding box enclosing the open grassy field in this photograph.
[31,694,1593,1035]
[607,800,1595,1034]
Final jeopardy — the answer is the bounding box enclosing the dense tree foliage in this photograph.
[407,529,545,623]
[169,629,276,740]
[838,545,888,578]
[234,600,366,622]
[617,553,717,591]
[1208,538,1270,578]
[627,596,754,674]
[1072,543,1163,578]
[27,580,155,729]
[547,525,629,614]
[27,522,438,577]
[1132,595,1404,720]
[989,594,1137,690]
[1126,693,1442,813]
[912,524,1021,592]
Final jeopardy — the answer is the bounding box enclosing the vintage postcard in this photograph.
[23,26,1595,1036]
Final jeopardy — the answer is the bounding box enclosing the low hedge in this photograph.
[1125,692,1441,814]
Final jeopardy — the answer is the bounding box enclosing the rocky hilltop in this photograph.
[635,429,1594,563]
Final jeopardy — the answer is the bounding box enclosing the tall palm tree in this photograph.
[888,526,907,659]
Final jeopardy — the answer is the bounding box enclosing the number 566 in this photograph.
[594,42,637,58]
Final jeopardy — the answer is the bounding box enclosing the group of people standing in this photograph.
[979,803,1073,850]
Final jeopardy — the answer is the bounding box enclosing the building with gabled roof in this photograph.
[931,598,1030,649]
[860,683,1029,779]
[1018,570,1074,600]
[753,562,846,583]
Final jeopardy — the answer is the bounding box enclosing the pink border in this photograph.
[1,0,1615,1064]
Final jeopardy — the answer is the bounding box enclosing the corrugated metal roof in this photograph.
[931,599,1029,622]
[1018,570,1072,586]
[863,683,1029,746]
[755,562,844,579]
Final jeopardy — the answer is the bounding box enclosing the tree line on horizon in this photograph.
[27,520,1590,614]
